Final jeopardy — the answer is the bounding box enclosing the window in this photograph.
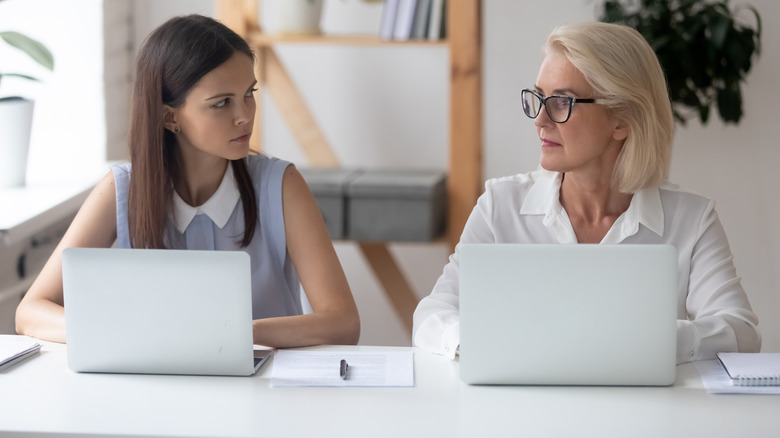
[0,0,124,183]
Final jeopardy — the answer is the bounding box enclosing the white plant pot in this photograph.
[267,0,324,35]
[0,97,34,188]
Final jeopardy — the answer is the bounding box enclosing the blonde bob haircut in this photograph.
[543,22,674,193]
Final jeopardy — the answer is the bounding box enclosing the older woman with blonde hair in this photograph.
[413,21,760,363]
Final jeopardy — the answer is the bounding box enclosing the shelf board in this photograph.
[248,32,448,47]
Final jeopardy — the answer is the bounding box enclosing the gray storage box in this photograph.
[347,169,446,242]
[298,167,361,240]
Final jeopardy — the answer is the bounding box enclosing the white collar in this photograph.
[170,164,240,233]
[519,170,665,237]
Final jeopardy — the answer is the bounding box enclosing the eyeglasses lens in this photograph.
[547,97,571,123]
[522,90,572,123]
[522,90,541,119]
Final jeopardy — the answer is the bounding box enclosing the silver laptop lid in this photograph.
[459,244,677,386]
[63,248,258,376]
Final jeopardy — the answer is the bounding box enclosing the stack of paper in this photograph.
[270,350,414,388]
[0,338,41,371]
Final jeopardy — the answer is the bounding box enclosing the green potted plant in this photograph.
[599,0,761,125]
[0,1,54,188]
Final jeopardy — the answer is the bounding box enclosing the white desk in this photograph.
[1,336,779,438]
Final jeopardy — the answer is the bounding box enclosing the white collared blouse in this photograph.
[112,155,303,320]
[412,169,761,364]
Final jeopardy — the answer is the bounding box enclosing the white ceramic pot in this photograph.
[0,97,34,188]
[268,0,324,35]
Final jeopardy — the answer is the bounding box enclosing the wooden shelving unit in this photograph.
[249,33,449,47]
[217,0,482,336]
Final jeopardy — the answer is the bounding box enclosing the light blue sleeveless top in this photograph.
[112,155,303,319]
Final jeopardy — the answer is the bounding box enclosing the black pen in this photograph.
[339,359,349,380]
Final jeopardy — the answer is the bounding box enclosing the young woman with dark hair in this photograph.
[16,15,361,347]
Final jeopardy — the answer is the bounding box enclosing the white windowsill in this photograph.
[0,162,113,247]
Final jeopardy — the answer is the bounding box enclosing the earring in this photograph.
[174,126,181,134]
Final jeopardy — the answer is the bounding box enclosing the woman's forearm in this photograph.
[251,309,360,348]
[15,298,67,343]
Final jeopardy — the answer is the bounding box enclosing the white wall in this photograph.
[117,0,780,350]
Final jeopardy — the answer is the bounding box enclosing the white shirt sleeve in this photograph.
[412,182,497,359]
[676,200,760,363]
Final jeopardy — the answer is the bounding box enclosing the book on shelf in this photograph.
[379,0,399,40]
[380,0,444,42]
[717,352,780,386]
[427,0,445,41]
[393,0,418,41]
[411,0,432,40]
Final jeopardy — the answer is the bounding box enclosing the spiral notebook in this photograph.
[717,352,780,386]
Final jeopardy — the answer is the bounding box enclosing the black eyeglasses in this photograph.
[521,88,603,124]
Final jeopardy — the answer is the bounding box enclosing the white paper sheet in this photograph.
[0,337,41,371]
[270,350,414,387]
[694,359,780,395]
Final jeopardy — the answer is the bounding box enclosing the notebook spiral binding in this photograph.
[734,376,780,386]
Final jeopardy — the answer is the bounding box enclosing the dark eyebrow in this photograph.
[205,92,233,101]
[205,79,258,101]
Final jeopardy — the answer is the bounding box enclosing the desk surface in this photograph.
[1,336,779,438]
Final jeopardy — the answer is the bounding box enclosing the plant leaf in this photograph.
[0,31,54,70]
[734,4,762,54]
[0,72,38,81]
[698,102,710,124]
[709,12,732,50]
[598,0,760,126]
[717,86,742,124]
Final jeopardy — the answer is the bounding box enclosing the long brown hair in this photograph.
[128,15,258,248]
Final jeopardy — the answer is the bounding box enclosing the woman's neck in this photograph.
[559,172,633,243]
[173,151,229,207]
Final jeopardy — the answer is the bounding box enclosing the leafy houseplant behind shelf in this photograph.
[0,21,54,188]
[599,0,761,125]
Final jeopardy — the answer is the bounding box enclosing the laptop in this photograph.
[62,248,269,376]
[458,244,677,386]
